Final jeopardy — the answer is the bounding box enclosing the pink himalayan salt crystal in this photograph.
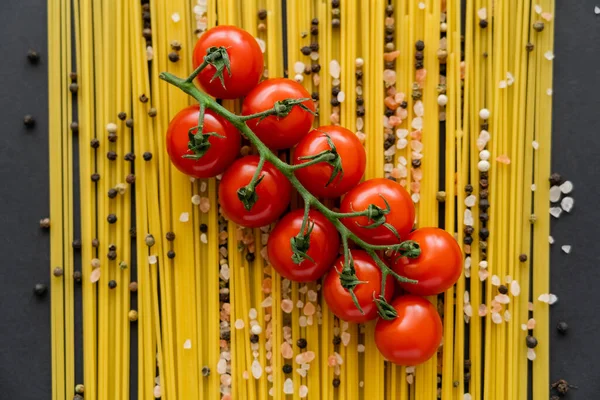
[90,268,101,283]
[385,96,399,110]
[330,113,340,124]
[262,278,272,294]
[200,197,210,213]
[527,318,536,329]
[220,340,228,348]
[415,69,427,86]
[328,355,337,366]
[413,101,424,117]
[510,280,521,296]
[387,86,397,96]
[491,301,502,313]
[384,50,401,62]
[412,168,423,181]
[341,332,351,346]
[383,69,397,85]
[391,168,402,179]
[153,386,162,398]
[296,351,316,364]
[410,182,421,193]
[411,130,422,140]
[400,178,407,186]
[529,302,534,311]
[219,231,229,241]
[303,302,316,316]
[356,132,366,144]
[222,395,232,400]
[496,154,511,164]
[385,17,394,25]
[296,368,307,378]
[411,140,424,153]
[478,304,488,316]
[281,342,293,359]
[491,275,501,286]
[243,371,250,380]
[460,61,466,79]
[299,385,309,398]
[495,294,510,304]
[389,116,402,127]
[281,299,293,313]
[412,151,424,160]
[491,312,503,324]
[542,12,553,21]
[220,374,232,385]
[407,374,414,385]
[411,117,423,130]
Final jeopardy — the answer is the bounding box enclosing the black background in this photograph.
[1,0,599,398]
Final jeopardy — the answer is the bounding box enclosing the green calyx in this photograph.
[236,174,265,211]
[182,128,225,160]
[353,195,401,240]
[290,221,316,264]
[268,98,316,120]
[205,46,232,87]
[338,256,368,315]
[373,293,398,320]
[297,134,344,186]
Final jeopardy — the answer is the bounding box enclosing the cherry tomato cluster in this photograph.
[164,26,463,366]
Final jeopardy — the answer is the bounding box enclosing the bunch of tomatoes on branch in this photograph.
[160,25,462,365]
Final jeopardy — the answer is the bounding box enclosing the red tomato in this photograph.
[242,78,315,150]
[218,156,291,228]
[340,178,415,246]
[192,26,264,99]
[293,126,366,198]
[392,228,462,296]
[267,209,339,282]
[166,105,241,178]
[374,295,442,365]
[323,250,395,323]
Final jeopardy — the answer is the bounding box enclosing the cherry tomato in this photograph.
[391,228,462,296]
[267,209,339,282]
[374,295,442,365]
[323,250,395,323]
[293,126,366,198]
[242,78,315,150]
[166,105,241,178]
[340,178,415,246]
[192,26,264,99]
[218,156,291,228]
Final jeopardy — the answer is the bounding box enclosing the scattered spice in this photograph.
[556,321,568,334]
[27,50,40,64]
[34,283,48,296]
[23,115,35,128]
[53,267,64,277]
[40,218,51,229]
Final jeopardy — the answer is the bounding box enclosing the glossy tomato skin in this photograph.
[375,295,442,365]
[293,126,366,198]
[218,156,291,228]
[267,209,339,282]
[166,105,241,178]
[192,26,264,99]
[323,250,395,323]
[392,228,463,296]
[242,78,315,150]
[340,178,415,245]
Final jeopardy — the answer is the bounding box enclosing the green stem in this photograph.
[185,60,208,84]
[159,69,421,319]
[289,152,336,170]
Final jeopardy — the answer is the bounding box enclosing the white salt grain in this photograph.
[511,281,521,296]
[544,51,555,60]
[549,236,555,244]
[550,207,563,218]
[183,339,192,349]
[561,196,574,212]
[179,212,189,222]
[534,4,542,14]
[491,275,501,286]
[252,360,263,379]
[261,296,273,307]
[561,245,572,254]
[527,348,536,361]
[548,294,558,305]
[596,6,600,15]
[294,62,305,74]
[217,359,227,374]
[192,195,201,205]
[464,209,474,226]
[560,180,573,194]
[337,91,346,103]
[171,12,181,22]
[549,186,562,202]
[411,193,420,203]
[465,195,477,207]
[492,312,503,324]
[283,378,294,394]
[299,385,308,398]
[256,38,266,53]
[532,140,539,150]
[411,117,423,130]
[330,60,341,79]
[477,7,487,19]
[148,255,157,264]
[418,2,426,9]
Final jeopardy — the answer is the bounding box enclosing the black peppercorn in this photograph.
[282,364,293,374]
[202,366,211,377]
[465,184,473,193]
[385,34,394,44]
[107,214,117,224]
[464,226,474,235]
[311,26,319,35]
[69,83,79,93]
[311,92,319,101]
[481,123,489,130]
[480,171,488,179]
[27,50,40,64]
[356,97,364,106]
[107,151,117,161]
[556,321,568,334]
[168,52,179,62]
[498,285,508,295]
[250,334,259,343]
[386,5,394,16]
[310,42,319,52]
[479,199,490,210]
[143,152,152,161]
[167,250,176,259]
[124,152,135,161]
[107,250,117,260]
[333,336,341,345]
[23,114,35,128]
[148,108,158,118]
[479,228,489,240]
[412,159,422,168]
[330,98,340,107]
[303,66,311,75]
[400,101,408,108]
[54,267,64,277]
[200,224,208,233]
[479,19,488,28]
[91,173,100,182]
[384,61,395,69]
[480,189,488,199]
[219,293,229,302]
[301,46,311,56]
[332,378,341,388]
[142,11,151,21]
[311,64,321,73]
[108,244,117,251]
[117,112,127,121]
[464,236,473,245]
[415,61,424,70]
[73,271,82,283]
[125,118,134,128]
[108,188,118,199]
[464,372,471,382]
[415,40,425,51]
[246,252,255,262]
[526,42,534,52]
[92,238,99,248]
[332,18,340,28]
[166,231,176,241]
[311,18,319,25]
[126,174,136,184]
[72,239,82,249]
[464,360,471,368]
[479,213,489,222]
[221,331,230,341]
[480,178,489,188]
[108,132,117,142]
[384,135,396,150]
[34,283,48,296]
[549,173,563,186]
[296,338,307,349]
[384,108,394,117]
[332,0,340,7]
[526,335,538,348]
[257,9,267,20]
[90,138,100,148]
[356,106,365,116]
[108,280,117,289]
[139,94,148,103]
[71,122,79,133]
[142,28,152,39]
[331,87,341,97]
[415,51,424,60]
[533,21,544,32]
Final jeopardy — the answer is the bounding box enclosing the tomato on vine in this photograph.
[293,126,366,198]
[267,209,339,282]
[242,78,315,150]
[166,105,241,178]
[374,295,442,365]
[218,156,291,228]
[323,250,395,323]
[340,178,415,246]
[192,25,264,99]
[391,227,462,296]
